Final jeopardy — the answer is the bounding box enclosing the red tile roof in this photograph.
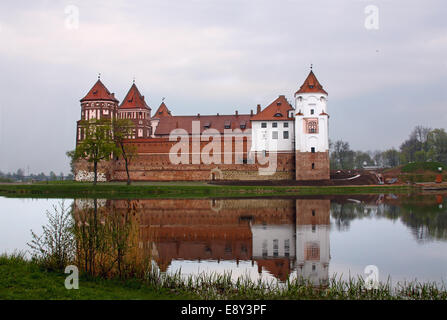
[155,114,252,135]
[119,83,151,110]
[80,79,119,102]
[295,70,328,96]
[154,102,172,118]
[250,95,294,121]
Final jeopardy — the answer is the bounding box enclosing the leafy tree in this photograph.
[66,150,76,176]
[427,129,447,164]
[49,171,57,181]
[331,140,355,169]
[74,119,118,185]
[113,119,137,185]
[354,151,374,169]
[382,148,401,167]
[16,168,25,181]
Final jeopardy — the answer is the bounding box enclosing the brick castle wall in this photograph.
[75,139,329,182]
[295,151,330,181]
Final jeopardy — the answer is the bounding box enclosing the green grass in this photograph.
[1,255,446,300]
[401,161,444,173]
[0,181,415,199]
[0,254,194,300]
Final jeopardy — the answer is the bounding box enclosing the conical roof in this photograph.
[80,79,119,102]
[119,83,151,110]
[154,102,172,117]
[295,70,328,96]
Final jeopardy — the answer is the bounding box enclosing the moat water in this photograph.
[1,193,447,285]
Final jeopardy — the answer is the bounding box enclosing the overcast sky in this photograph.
[0,0,446,174]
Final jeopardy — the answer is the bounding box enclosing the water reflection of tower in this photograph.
[296,199,330,286]
[251,215,296,281]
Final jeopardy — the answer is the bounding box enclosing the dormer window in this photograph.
[224,120,231,129]
[204,122,211,129]
[239,121,246,129]
[274,113,283,117]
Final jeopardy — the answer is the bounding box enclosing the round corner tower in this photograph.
[294,70,330,181]
[76,77,119,145]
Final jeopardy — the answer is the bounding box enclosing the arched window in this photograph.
[307,120,318,134]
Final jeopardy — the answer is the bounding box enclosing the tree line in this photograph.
[0,169,73,182]
[330,125,447,170]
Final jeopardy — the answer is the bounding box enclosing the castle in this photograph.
[75,69,330,182]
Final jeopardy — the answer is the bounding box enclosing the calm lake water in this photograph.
[1,194,447,285]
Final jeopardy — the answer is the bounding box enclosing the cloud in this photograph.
[0,0,446,173]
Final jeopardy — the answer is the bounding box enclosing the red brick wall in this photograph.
[105,138,296,181]
[295,151,330,181]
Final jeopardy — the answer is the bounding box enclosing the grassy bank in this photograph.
[0,181,415,199]
[1,255,446,300]
[0,254,193,300]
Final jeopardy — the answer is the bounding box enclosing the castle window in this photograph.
[284,239,290,257]
[312,163,315,169]
[307,120,318,134]
[272,131,278,139]
[261,122,267,128]
[305,242,320,260]
[312,210,315,216]
[283,131,289,139]
[284,122,288,128]
[310,109,314,115]
[262,240,268,257]
[273,239,278,257]
[311,147,315,153]
[272,122,278,128]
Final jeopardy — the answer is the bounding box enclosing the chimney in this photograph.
[197,113,200,118]
[250,109,253,116]
[235,110,238,116]
[217,113,219,116]
[257,104,261,114]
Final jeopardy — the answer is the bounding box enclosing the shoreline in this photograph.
[0,181,416,199]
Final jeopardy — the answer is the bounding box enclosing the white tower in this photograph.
[294,69,330,180]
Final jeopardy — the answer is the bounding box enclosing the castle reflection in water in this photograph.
[74,197,336,284]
